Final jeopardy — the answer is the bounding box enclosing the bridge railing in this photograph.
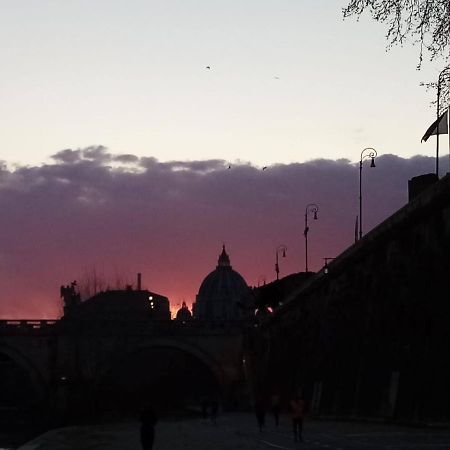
[0,318,247,335]
[0,320,58,330]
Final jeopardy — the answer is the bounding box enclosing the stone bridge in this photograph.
[0,318,245,423]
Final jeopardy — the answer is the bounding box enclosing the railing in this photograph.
[0,320,58,330]
[0,318,245,335]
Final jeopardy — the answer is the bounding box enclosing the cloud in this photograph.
[0,148,438,318]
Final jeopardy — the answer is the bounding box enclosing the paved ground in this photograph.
[16,413,450,450]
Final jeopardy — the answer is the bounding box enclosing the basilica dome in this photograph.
[193,246,250,321]
[175,301,192,322]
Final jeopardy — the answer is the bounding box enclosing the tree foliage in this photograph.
[343,0,449,109]
[343,0,449,65]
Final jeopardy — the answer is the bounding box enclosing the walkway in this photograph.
[17,413,450,450]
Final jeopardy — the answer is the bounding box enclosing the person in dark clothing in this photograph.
[290,395,305,442]
[254,396,266,432]
[201,397,209,419]
[270,392,281,427]
[210,398,219,425]
[140,405,158,450]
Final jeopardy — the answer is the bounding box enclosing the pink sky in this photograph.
[0,147,437,318]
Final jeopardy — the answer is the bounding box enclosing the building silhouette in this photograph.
[0,246,251,429]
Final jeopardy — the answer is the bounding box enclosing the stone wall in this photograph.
[246,174,450,423]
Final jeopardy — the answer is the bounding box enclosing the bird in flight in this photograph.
[206,66,211,70]
[262,166,267,170]
[274,76,280,79]
[228,165,231,169]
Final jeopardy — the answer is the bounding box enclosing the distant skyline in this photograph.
[0,0,446,168]
[0,149,442,318]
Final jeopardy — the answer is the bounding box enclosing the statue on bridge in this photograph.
[60,281,81,310]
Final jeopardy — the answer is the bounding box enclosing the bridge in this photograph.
[0,316,246,426]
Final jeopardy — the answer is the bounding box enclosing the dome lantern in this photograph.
[217,245,231,268]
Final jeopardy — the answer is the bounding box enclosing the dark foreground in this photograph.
[14,413,450,450]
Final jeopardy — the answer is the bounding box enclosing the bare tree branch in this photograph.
[343,0,450,107]
[343,1,449,63]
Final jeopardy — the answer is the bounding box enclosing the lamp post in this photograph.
[275,245,287,281]
[304,204,318,272]
[436,67,450,176]
[257,275,266,287]
[323,257,335,274]
[359,148,377,240]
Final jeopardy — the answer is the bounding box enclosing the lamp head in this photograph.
[370,157,376,168]
[313,211,318,220]
[282,249,286,258]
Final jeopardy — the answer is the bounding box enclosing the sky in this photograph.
[0,1,448,318]
[0,0,446,168]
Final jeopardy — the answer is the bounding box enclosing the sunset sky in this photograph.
[0,1,447,318]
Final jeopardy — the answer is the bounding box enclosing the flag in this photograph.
[421,109,448,142]
[303,226,309,237]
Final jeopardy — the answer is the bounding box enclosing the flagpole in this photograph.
[437,67,450,176]
[448,106,450,174]
[436,81,440,177]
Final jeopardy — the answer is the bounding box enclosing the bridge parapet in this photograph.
[60,318,246,336]
[0,320,57,334]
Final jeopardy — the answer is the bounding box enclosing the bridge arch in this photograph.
[0,343,49,424]
[0,344,48,399]
[91,337,231,415]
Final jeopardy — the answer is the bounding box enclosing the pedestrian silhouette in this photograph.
[289,394,305,442]
[270,391,281,427]
[254,395,266,432]
[140,404,158,450]
[210,398,219,425]
[200,397,209,419]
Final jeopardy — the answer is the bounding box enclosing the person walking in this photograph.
[290,394,305,442]
[270,392,281,427]
[140,404,158,450]
[210,398,219,425]
[200,397,209,420]
[254,395,266,432]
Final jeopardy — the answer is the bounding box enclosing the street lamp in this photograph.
[304,204,319,272]
[323,257,335,274]
[436,67,450,176]
[275,245,287,281]
[359,148,377,240]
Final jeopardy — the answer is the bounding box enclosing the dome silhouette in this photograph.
[175,302,192,321]
[193,246,250,320]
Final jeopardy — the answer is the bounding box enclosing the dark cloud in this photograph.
[51,145,111,165]
[0,148,438,318]
[113,154,140,164]
[51,148,82,164]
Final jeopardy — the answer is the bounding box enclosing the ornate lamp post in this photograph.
[304,204,318,272]
[359,148,377,240]
[275,245,287,281]
[323,257,335,274]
